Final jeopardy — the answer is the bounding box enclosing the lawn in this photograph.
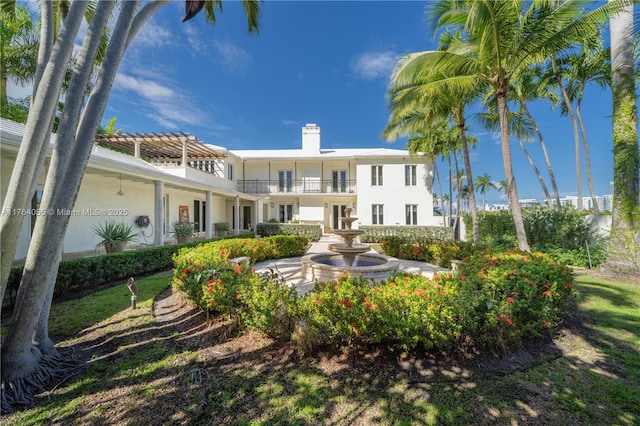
[1,272,638,425]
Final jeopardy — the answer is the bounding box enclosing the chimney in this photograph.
[302,123,320,153]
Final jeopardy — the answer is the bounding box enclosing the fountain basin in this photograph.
[301,252,399,283]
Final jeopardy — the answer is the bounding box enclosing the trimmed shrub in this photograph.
[379,236,476,267]
[464,206,604,267]
[255,223,321,241]
[3,233,254,312]
[360,225,453,243]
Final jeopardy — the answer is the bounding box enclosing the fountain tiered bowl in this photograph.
[301,208,399,282]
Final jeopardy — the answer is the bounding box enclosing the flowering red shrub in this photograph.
[173,237,574,356]
[454,250,575,351]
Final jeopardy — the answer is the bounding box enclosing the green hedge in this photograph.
[360,225,454,243]
[4,233,254,310]
[255,223,321,241]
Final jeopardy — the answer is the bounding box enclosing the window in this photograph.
[262,203,269,222]
[279,204,293,223]
[371,165,383,186]
[405,165,417,186]
[372,204,384,225]
[405,204,418,225]
[228,164,234,181]
[278,170,293,193]
[332,170,347,193]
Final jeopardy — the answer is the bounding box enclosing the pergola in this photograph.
[94,132,227,163]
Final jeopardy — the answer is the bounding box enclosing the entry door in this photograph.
[242,205,252,230]
[332,204,347,230]
[279,204,293,223]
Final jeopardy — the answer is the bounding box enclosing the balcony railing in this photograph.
[237,179,357,195]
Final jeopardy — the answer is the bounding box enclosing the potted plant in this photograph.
[172,221,195,243]
[214,222,229,236]
[92,221,138,253]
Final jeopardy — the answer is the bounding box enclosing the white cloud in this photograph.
[116,73,175,100]
[113,72,208,129]
[213,40,253,74]
[281,119,299,126]
[350,50,398,81]
[130,19,173,48]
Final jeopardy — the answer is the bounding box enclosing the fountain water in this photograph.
[301,208,399,282]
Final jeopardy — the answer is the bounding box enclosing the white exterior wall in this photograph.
[64,174,155,253]
[356,160,432,226]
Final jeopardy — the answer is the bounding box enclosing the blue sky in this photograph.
[10,1,627,204]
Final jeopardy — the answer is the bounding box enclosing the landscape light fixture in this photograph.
[117,174,124,196]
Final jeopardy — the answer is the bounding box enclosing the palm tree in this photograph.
[1,0,262,409]
[496,180,508,194]
[606,1,639,271]
[511,66,562,209]
[547,55,585,212]
[475,106,555,209]
[405,119,451,227]
[392,0,621,251]
[385,30,481,243]
[475,173,496,211]
[563,40,611,214]
[0,6,38,107]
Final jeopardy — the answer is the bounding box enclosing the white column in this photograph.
[181,136,188,168]
[134,138,141,159]
[234,195,240,235]
[154,180,164,246]
[205,191,212,239]
[253,200,259,232]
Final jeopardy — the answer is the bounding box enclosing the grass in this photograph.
[1,273,639,425]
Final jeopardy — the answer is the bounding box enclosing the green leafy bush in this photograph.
[298,272,462,352]
[238,273,299,338]
[4,233,254,312]
[360,225,453,243]
[171,241,575,357]
[255,223,321,241]
[455,251,575,351]
[171,235,307,306]
[379,237,476,267]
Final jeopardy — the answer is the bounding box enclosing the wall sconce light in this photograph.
[324,203,328,208]
[117,173,124,196]
[352,202,356,209]
[270,202,274,208]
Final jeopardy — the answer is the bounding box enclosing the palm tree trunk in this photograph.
[553,60,583,212]
[519,97,561,209]
[458,122,480,243]
[516,135,553,208]
[0,0,87,306]
[434,161,446,226]
[497,89,529,251]
[576,97,600,214]
[447,153,453,227]
[453,153,462,240]
[1,0,130,386]
[604,1,639,272]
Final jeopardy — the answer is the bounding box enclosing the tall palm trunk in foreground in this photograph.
[605,1,639,271]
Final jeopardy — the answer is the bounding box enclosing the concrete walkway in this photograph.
[253,235,449,294]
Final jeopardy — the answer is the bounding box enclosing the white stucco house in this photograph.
[1,120,435,261]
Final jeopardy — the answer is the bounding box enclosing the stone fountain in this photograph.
[301,208,399,282]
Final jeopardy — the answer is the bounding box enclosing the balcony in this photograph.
[237,179,357,195]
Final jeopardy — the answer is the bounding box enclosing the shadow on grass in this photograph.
[6,276,640,425]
